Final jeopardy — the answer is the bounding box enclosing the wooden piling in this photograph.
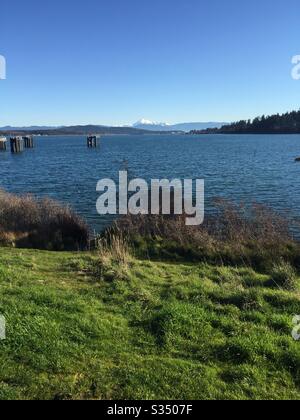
[0,137,7,151]
[10,137,24,154]
[23,135,34,149]
[87,135,100,148]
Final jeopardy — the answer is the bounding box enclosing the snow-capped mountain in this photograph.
[133,119,171,128]
[132,119,227,132]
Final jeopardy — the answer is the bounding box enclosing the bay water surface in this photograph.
[0,134,299,232]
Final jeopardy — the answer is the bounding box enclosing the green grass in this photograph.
[0,247,299,400]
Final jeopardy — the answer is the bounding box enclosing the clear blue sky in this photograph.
[1,0,299,126]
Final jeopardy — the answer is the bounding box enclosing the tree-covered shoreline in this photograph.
[190,110,300,135]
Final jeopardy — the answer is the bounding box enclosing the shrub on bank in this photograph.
[107,200,300,271]
[0,190,89,250]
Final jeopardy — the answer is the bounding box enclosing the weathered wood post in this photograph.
[10,137,24,153]
[23,135,34,149]
[87,135,100,148]
[0,137,7,151]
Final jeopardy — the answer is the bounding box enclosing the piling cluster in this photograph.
[0,136,35,154]
[0,134,100,154]
[87,135,100,148]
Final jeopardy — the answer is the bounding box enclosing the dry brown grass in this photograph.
[0,190,89,250]
[93,230,132,282]
[96,229,132,267]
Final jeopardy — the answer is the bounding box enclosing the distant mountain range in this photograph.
[0,125,161,136]
[0,126,60,131]
[132,119,228,132]
[0,120,228,136]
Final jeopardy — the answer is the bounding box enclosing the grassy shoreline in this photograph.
[0,247,299,400]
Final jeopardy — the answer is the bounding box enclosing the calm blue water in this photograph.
[0,134,300,232]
